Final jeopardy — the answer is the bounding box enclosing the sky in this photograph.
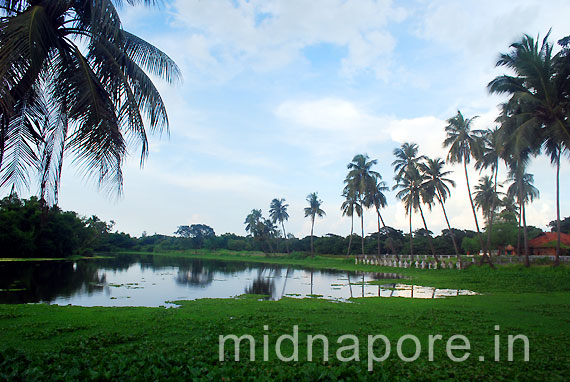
[25,0,570,238]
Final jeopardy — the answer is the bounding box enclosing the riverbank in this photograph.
[120,249,570,294]
[0,250,568,381]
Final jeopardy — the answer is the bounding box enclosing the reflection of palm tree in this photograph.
[281,267,291,297]
[246,268,276,299]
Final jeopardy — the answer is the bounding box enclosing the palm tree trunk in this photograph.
[418,203,438,261]
[378,211,399,261]
[376,209,381,256]
[310,216,315,256]
[486,167,498,258]
[522,202,530,267]
[517,201,522,256]
[408,204,414,261]
[437,191,459,258]
[555,152,561,267]
[360,196,365,256]
[465,160,493,267]
[281,221,289,254]
[346,213,354,256]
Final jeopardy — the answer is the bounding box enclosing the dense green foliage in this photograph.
[0,195,134,258]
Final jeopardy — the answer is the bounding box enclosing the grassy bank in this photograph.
[0,250,569,381]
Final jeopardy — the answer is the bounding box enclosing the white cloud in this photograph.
[169,0,407,78]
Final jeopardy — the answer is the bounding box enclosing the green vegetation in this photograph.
[0,194,133,258]
[0,252,568,381]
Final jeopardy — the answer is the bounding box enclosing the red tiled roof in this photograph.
[528,232,570,247]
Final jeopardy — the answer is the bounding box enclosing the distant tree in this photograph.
[345,154,379,256]
[420,157,460,257]
[269,198,290,253]
[304,192,325,256]
[473,176,503,257]
[341,186,361,256]
[175,225,192,238]
[507,171,539,267]
[549,217,570,234]
[366,175,397,258]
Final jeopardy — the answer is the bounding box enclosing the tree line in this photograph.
[244,32,570,267]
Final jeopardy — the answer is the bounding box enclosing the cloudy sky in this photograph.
[52,0,570,237]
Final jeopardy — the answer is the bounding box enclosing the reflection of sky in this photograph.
[50,261,476,307]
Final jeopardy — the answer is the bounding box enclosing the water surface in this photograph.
[0,254,475,307]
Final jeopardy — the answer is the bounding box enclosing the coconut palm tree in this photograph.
[419,157,459,258]
[392,143,425,182]
[244,209,263,235]
[475,127,507,254]
[341,186,361,256]
[395,167,439,261]
[345,154,379,256]
[507,170,539,267]
[473,176,503,258]
[443,111,494,266]
[0,0,181,199]
[488,32,569,266]
[269,198,290,253]
[365,175,398,259]
[304,192,325,256]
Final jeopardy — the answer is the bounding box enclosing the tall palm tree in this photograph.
[269,198,290,253]
[488,32,569,266]
[365,175,398,259]
[0,0,181,199]
[443,111,494,266]
[392,143,425,182]
[392,143,424,257]
[473,176,503,258]
[304,192,325,256]
[507,170,539,267]
[345,154,379,256]
[475,127,507,255]
[419,157,459,258]
[394,167,439,261]
[341,186,361,256]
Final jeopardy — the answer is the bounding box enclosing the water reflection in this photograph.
[0,255,476,307]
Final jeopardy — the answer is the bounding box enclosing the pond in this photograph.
[0,254,477,307]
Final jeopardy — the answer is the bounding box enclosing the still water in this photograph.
[0,254,476,307]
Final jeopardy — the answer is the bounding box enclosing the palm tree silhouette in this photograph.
[443,111,494,267]
[0,0,181,199]
[304,192,325,256]
[345,154,379,256]
[420,157,460,258]
[269,198,290,253]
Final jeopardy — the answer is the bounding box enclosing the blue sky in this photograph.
[49,0,570,238]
